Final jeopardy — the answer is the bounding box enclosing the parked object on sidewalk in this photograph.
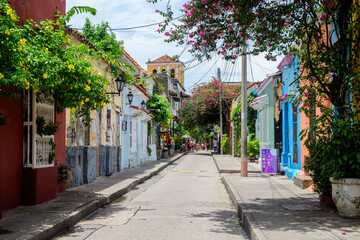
[330,178,360,219]
[261,149,278,173]
[162,148,169,159]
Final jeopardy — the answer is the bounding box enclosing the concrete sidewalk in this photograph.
[0,153,187,240]
[213,155,360,240]
[212,154,261,173]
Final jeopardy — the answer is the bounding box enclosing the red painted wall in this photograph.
[0,90,23,216]
[11,0,65,24]
[22,167,57,205]
[55,109,66,193]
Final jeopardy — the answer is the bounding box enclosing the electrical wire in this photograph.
[71,16,181,31]
[185,55,221,91]
[248,55,275,73]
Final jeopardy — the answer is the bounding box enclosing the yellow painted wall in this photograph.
[147,63,185,87]
[65,35,123,147]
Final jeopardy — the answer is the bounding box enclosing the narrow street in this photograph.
[54,153,248,240]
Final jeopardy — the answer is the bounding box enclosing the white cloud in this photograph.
[66,0,282,92]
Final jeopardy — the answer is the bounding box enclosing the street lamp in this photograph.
[141,100,146,109]
[127,92,134,105]
[173,82,178,91]
[106,74,126,96]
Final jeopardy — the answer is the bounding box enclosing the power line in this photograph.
[71,16,181,31]
[186,55,221,91]
[248,55,274,73]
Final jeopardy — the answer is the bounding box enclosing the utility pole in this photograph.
[240,45,248,177]
[218,68,223,154]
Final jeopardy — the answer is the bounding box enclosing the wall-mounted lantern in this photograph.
[106,74,126,96]
[141,100,146,109]
[127,92,134,105]
[173,82,178,91]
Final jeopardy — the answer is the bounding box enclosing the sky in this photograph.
[66,0,283,93]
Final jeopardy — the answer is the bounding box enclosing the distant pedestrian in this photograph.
[169,137,174,157]
[188,140,193,152]
[213,138,218,152]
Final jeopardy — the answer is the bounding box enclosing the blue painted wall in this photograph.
[281,56,301,180]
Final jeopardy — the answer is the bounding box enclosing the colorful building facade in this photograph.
[281,56,302,179]
[0,0,66,218]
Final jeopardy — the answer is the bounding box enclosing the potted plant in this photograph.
[305,117,360,218]
[247,134,259,162]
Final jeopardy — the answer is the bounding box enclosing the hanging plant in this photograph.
[36,116,60,136]
[48,140,56,164]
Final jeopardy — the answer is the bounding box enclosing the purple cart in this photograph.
[261,149,278,173]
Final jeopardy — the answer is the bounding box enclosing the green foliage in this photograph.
[221,133,230,154]
[180,78,240,131]
[147,146,152,156]
[36,116,60,137]
[302,111,360,196]
[231,93,257,136]
[146,94,172,125]
[153,83,164,95]
[82,18,136,80]
[62,6,97,22]
[49,140,56,164]
[147,121,153,137]
[231,93,257,156]
[0,1,110,125]
[247,134,259,157]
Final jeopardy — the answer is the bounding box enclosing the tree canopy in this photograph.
[180,78,240,130]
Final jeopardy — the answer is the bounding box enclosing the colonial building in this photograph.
[65,29,124,187]
[146,55,185,87]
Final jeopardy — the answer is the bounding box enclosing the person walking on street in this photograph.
[169,137,175,156]
[213,138,218,153]
[188,139,193,152]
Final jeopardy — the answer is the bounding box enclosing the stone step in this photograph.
[294,175,313,189]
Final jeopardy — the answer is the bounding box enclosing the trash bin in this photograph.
[162,148,168,159]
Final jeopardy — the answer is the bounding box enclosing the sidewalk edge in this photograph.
[222,175,268,240]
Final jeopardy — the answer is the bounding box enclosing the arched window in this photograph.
[162,69,166,73]
[170,69,175,78]
[152,69,157,74]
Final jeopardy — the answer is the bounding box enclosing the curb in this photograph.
[35,152,187,240]
[222,175,268,240]
[211,154,222,173]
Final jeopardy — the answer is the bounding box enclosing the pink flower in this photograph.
[284,93,288,98]
[164,32,169,36]
[155,9,159,13]
[294,104,299,108]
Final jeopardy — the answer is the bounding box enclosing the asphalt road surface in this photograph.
[54,152,248,240]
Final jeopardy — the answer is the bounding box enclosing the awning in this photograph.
[250,94,269,111]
